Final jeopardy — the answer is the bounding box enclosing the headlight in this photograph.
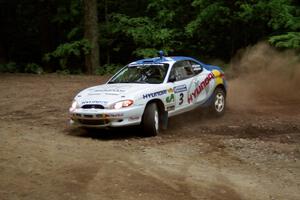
[69,100,79,112]
[111,100,134,109]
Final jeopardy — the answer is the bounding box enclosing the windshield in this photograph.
[108,64,169,84]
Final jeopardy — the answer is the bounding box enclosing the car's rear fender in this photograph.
[201,84,226,107]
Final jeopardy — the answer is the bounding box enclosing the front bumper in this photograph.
[70,105,144,128]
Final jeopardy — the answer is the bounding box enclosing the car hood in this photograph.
[75,83,156,107]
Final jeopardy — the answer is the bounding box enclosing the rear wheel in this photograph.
[210,87,226,117]
[142,103,159,137]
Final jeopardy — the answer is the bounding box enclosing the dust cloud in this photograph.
[226,42,300,112]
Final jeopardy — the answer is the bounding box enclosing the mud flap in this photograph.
[160,111,168,130]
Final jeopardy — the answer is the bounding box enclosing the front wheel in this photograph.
[141,103,159,137]
[210,87,226,117]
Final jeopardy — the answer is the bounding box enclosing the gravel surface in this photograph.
[0,74,299,200]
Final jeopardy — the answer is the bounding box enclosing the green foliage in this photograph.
[67,27,81,40]
[269,32,300,49]
[111,13,176,58]
[186,1,231,36]
[133,48,172,58]
[109,0,182,59]
[95,64,123,75]
[147,0,178,24]
[2,0,300,74]
[0,62,18,73]
[51,0,82,25]
[44,39,91,69]
[185,1,235,57]
[133,48,161,58]
[268,0,300,49]
[185,0,300,58]
[25,63,44,74]
[40,0,87,72]
[267,0,295,30]
[44,39,91,61]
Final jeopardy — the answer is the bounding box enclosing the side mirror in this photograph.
[168,74,176,82]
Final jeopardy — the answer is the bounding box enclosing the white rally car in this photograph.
[69,53,227,136]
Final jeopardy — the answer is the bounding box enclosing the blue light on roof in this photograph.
[133,56,206,66]
[158,50,164,59]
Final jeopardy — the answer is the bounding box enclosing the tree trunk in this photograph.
[105,0,110,65]
[84,0,100,74]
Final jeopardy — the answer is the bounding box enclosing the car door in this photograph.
[168,60,195,112]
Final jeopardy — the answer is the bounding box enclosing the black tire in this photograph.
[142,103,160,137]
[210,87,226,117]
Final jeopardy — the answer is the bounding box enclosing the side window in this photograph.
[190,61,203,75]
[169,61,194,82]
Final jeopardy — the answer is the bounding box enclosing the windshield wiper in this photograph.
[108,81,118,84]
[108,80,150,84]
[108,80,130,84]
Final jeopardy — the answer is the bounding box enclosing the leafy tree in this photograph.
[268,0,300,49]
[44,0,88,73]
[44,39,91,69]
[270,32,300,49]
[108,0,187,58]
[1,0,300,74]
[185,0,300,60]
[110,15,175,58]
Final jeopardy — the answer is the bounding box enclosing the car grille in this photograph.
[77,119,108,125]
[81,104,104,109]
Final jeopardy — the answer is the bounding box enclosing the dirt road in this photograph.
[0,74,299,200]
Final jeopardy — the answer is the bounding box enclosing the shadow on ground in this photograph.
[66,125,144,140]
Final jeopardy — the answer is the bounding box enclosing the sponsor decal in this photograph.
[188,72,214,104]
[212,69,224,85]
[166,94,175,103]
[166,105,175,111]
[108,113,124,118]
[105,93,119,95]
[81,100,107,105]
[167,88,174,93]
[165,88,175,103]
[95,113,123,119]
[88,93,103,95]
[94,89,125,92]
[143,90,167,99]
[174,85,187,93]
[129,116,140,121]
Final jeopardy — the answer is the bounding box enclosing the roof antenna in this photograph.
[158,50,164,59]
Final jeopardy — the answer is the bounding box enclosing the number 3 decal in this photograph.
[179,93,184,105]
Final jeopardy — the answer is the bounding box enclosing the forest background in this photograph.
[0,0,299,74]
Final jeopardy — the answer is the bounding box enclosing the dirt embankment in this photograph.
[0,43,300,200]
